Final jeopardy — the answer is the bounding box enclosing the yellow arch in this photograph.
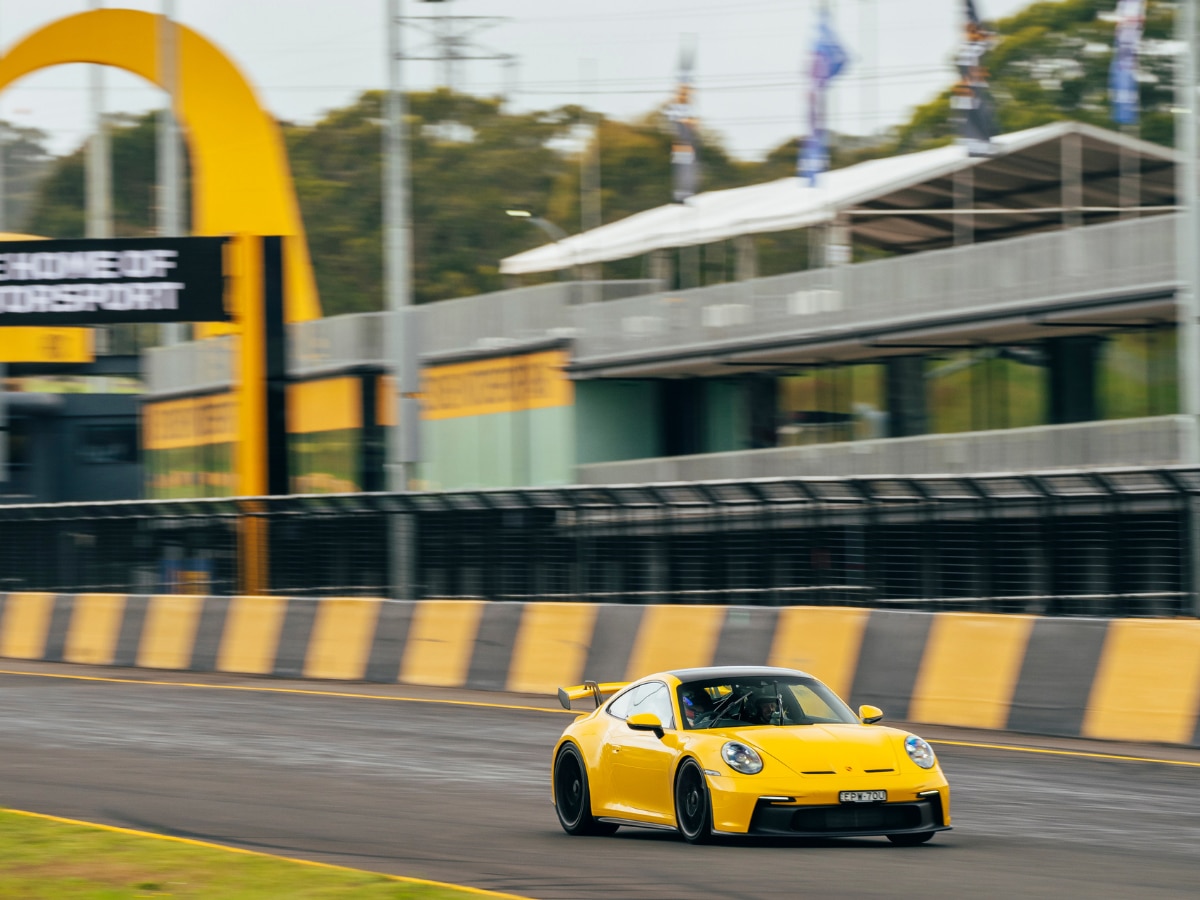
[0,8,321,324]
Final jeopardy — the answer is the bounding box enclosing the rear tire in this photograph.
[674,759,713,844]
[553,745,617,836]
[887,831,935,846]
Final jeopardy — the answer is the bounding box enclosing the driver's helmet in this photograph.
[681,687,713,722]
[754,693,781,722]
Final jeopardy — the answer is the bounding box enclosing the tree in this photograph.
[890,0,1175,153]
[25,111,175,239]
[0,121,55,234]
[23,0,1182,311]
[284,89,581,312]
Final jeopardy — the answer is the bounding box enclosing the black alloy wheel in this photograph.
[674,759,713,844]
[553,745,616,836]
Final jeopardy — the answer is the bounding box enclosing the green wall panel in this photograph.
[704,380,745,453]
[420,405,574,490]
[575,381,660,464]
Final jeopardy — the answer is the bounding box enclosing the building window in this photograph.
[1098,326,1178,420]
[76,422,139,464]
[928,346,1046,434]
[778,363,886,446]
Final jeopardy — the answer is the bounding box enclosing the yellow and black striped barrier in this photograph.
[1,593,1198,747]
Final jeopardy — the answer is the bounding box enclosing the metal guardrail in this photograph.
[142,280,665,394]
[143,335,237,397]
[0,466,1194,618]
[569,214,1178,367]
[142,216,1177,394]
[576,416,1191,483]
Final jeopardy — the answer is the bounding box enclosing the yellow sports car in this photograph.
[551,666,950,844]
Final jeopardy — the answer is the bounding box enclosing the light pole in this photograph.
[505,208,574,280]
[505,207,569,242]
[1177,0,1200,617]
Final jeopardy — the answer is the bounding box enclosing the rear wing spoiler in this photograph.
[557,680,627,711]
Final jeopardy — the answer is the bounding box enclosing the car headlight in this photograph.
[721,741,763,775]
[904,735,936,769]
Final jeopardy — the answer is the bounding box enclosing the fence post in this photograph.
[389,507,416,601]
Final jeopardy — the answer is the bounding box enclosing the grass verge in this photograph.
[0,808,525,899]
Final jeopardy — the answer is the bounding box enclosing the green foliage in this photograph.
[25,111,179,240]
[0,120,55,234]
[884,0,1176,153]
[284,89,580,311]
[19,0,1182,309]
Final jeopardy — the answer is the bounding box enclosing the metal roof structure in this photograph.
[500,121,1178,275]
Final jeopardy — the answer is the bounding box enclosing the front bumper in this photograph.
[707,774,951,838]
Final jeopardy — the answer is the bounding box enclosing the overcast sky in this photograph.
[2,0,1038,160]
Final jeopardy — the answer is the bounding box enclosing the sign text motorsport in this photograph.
[0,236,229,325]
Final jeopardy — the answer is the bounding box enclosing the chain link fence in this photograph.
[0,467,1195,617]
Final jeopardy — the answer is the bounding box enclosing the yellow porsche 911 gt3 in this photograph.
[551,666,950,845]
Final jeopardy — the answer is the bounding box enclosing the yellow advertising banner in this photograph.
[0,326,93,363]
[421,350,573,421]
[288,376,361,434]
[143,393,237,451]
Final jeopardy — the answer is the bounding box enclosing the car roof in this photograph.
[666,665,815,682]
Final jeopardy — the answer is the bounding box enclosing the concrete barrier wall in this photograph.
[2,593,1198,747]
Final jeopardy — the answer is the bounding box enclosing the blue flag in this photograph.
[1109,0,1144,126]
[798,6,848,186]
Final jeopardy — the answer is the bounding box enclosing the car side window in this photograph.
[628,682,675,730]
[606,685,639,720]
[606,682,674,728]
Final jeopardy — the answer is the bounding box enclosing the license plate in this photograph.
[839,790,886,804]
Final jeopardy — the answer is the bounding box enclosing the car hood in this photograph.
[725,724,904,775]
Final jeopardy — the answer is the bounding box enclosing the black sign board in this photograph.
[0,236,229,325]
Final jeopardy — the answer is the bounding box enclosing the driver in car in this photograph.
[682,688,716,728]
[751,694,783,725]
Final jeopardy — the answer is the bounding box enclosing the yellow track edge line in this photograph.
[2,807,533,900]
[6,667,1197,768]
[0,667,575,715]
[929,738,1200,768]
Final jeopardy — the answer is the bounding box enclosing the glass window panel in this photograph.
[778,363,886,446]
[1099,330,1157,420]
[1148,327,1179,416]
[848,363,886,439]
[996,345,1048,429]
[927,351,975,434]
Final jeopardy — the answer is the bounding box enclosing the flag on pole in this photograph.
[667,40,699,203]
[953,0,998,157]
[1109,0,1145,126]
[798,4,848,186]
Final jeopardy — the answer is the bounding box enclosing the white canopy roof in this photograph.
[500,121,1177,275]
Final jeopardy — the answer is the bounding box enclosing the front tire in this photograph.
[887,831,935,846]
[674,759,713,844]
[553,745,617,836]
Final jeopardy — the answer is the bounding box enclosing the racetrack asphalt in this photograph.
[0,660,1198,899]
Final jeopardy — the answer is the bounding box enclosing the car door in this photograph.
[607,681,679,822]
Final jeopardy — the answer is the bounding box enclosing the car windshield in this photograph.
[676,674,858,730]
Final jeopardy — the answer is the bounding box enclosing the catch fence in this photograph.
[0,466,1196,617]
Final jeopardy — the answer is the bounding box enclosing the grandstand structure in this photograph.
[142,120,1187,495]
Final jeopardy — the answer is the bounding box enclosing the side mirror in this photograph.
[858,704,884,725]
[626,712,665,739]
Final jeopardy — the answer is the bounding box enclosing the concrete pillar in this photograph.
[1047,336,1100,424]
[885,357,927,437]
[734,236,758,281]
